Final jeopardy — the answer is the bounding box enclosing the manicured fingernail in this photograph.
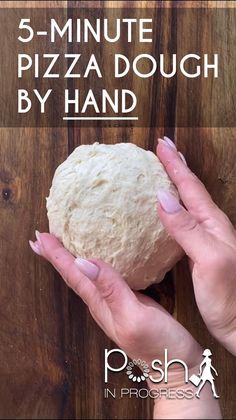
[163,136,177,150]
[157,190,182,214]
[29,240,41,256]
[74,257,99,281]
[178,152,187,165]
[35,230,43,246]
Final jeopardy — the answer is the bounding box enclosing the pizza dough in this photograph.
[46,142,183,290]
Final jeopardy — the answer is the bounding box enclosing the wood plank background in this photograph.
[0,1,236,419]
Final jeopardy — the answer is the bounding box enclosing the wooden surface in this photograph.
[0,1,236,419]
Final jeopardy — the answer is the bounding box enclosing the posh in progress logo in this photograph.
[104,348,219,400]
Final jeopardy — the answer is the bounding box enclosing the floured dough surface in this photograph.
[47,142,183,290]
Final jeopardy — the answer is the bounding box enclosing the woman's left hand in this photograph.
[29,233,221,419]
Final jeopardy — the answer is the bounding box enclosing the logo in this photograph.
[189,349,219,399]
[104,348,219,400]
[126,359,150,383]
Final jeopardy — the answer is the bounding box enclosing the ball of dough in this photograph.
[46,142,183,290]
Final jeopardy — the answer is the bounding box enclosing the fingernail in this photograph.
[158,137,177,151]
[157,190,182,214]
[178,152,187,166]
[29,240,41,256]
[35,230,43,247]
[74,257,99,281]
[163,136,177,150]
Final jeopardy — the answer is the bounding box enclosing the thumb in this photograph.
[35,232,137,315]
[74,257,137,311]
[157,190,208,262]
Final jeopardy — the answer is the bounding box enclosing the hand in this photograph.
[156,136,236,356]
[30,231,200,369]
[29,233,221,419]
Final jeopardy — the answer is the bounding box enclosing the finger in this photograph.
[31,232,137,315]
[75,256,137,315]
[31,232,97,305]
[157,191,212,261]
[156,138,219,222]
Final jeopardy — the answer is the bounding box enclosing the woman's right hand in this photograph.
[156,137,236,356]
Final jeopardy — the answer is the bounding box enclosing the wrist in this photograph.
[151,370,222,420]
[146,359,221,419]
[145,348,203,392]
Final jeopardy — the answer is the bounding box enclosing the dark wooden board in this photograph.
[0,1,235,419]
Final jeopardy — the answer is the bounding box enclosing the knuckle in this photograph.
[170,213,198,234]
[75,282,91,304]
[178,172,201,191]
[73,280,84,297]
[61,263,74,288]
[166,157,196,181]
[100,281,118,303]
[98,268,124,304]
[50,246,67,267]
[181,218,198,233]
